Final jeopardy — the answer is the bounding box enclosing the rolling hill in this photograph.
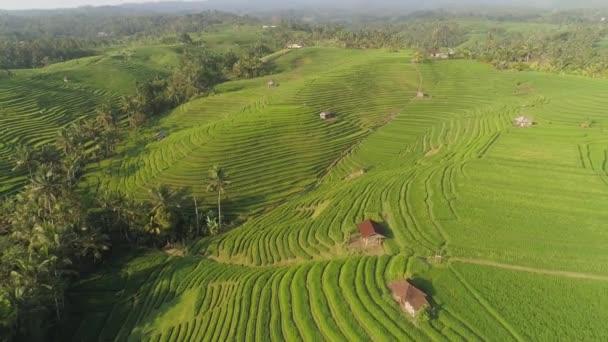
[62,47,608,341]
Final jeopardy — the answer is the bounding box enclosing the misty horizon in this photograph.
[2,0,607,12]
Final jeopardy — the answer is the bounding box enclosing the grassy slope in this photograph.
[0,45,183,195]
[65,46,608,341]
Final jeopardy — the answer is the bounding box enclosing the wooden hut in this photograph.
[357,219,386,246]
[388,279,430,316]
[320,112,335,120]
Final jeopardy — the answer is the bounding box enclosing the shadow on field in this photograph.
[376,219,395,240]
[409,277,442,318]
[65,252,202,341]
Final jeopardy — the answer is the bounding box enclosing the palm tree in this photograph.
[10,144,35,176]
[206,166,230,230]
[61,153,82,187]
[56,127,75,156]
[96,103,117,130]
[26,165,62,216]
[145,185,179,239]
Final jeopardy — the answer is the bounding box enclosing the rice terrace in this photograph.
[1,1,608,341]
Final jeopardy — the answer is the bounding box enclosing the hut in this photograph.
[388,279,430,316]
[320,112,335,120]
[513,116,533,127]
[156,130,167,141]
[357,219,386,246]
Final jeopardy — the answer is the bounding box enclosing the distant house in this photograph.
[156,130,167,141]
[429,52,450,59]
[320,112,335,120]
[513,116,533,127]
[357,219,386,246]
[428,48,453,59]
[388,279,430,316]
[287,43,303,49]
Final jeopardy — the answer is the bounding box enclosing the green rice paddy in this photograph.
[3,42,608,340]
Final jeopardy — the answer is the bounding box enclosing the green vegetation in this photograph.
[2,6,608,342]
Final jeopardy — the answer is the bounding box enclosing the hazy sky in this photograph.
[0,0,184,10]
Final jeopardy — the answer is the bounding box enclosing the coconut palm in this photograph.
[96,103,117,130]
[10,144,35,176]
[56,127,75,156]
[145,185,180,238]
[207,166,230,230]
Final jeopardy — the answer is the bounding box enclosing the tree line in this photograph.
[0,37,97,69]
[0,110,232,340]
[122,40,273,129]
[462,25,608,77]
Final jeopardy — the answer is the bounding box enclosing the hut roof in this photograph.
[358,219,384,238]
[388,279,430,311]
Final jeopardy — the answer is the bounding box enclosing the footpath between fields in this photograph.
[451,257,608,281]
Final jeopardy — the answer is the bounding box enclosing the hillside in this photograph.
[63,47,608,340]
[0,45,182,194]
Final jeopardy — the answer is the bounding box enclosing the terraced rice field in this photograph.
[62,47,608,340]
[0,75,113,193]
[0,46,176,194]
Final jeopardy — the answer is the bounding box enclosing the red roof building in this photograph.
[357,219,386,246]
[388,279,430,316]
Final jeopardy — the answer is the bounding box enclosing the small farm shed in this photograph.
[388,279,430,316]
[156,130,167,141]
[357,219,386,246]
[513,116,533,128]
[320,112,335,120]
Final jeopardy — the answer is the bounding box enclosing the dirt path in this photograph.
[451,258,608,281]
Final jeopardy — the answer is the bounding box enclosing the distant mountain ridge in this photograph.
[3,0,607,15]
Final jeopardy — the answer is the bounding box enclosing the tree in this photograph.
[207,166,230,230]
[0,293,16,340]
[145,185,180,240]
[95,103,118,131]
[412,50,425,64]
[10,144,35,176]
[178,33,193,45]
